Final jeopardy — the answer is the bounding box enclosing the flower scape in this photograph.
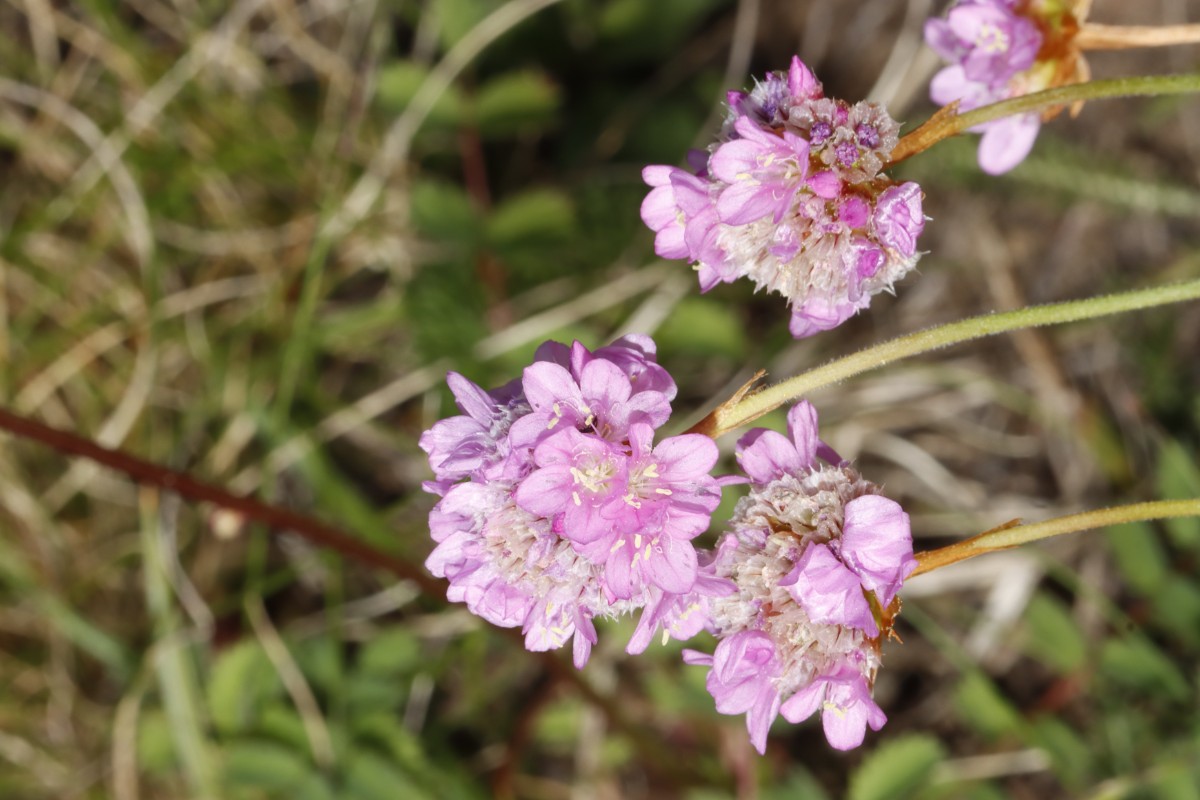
[421,335,917,752]
[640,57,926,338]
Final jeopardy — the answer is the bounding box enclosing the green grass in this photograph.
[0,1,1197,798]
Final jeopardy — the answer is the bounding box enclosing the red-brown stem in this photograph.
[0,404,703,778]
[0,406,445,595]
[1076,22,1200,50]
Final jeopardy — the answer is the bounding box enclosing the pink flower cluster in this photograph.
[925,0,1050,173]
[420,336,722,668]
[682,402,916,752]
[641,57,925,338]
[422,345,918,752]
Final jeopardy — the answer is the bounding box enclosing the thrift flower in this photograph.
[642,56,926,338]
[681,401,916,752]
[925,0,1090,173]
[420,336,725,667]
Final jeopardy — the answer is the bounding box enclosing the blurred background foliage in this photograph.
[0,0,1198,797]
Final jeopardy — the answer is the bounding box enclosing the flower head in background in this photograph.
[681,401,915,752]
[641,57,926,338]
[925,0,1090,174]
[421,336,723,667]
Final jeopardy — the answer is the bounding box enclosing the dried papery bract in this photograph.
[641,57,926,338]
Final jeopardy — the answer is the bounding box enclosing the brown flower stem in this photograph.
[0,405,444,595]
[888,72,1200,166]
[910,499,1200,577]
[1076,23,1200,50]
[0,404,706,775]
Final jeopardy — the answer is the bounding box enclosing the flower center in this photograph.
[976,22,1010,54]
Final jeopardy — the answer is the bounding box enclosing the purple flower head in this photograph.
[780,662,887,750]
[515,426,631,546]
[510,356,671,449]
[872,182,926,257]
[685,400,913,751]
[840,494,917,608]
[420,372,530,493]
[640,164,722,265]
[711,116,810,226]
[924,0,1086,173]
[642,56,925,338]
[735,400,840,483]
[587,335,677,400]
[596,424,722,599]
[626,540,736,655]
[927,1,1041,87]
[781,542,878,636]
[684,631,783,754]
[421,335,727,670]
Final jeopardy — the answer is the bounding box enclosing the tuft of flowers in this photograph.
[925,0,1088,174]
[421,345,920,752]
[420,335,724,668]
[641,56,926,338]
[681,401,916,752]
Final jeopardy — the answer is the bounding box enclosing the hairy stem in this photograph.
[889,73,1200,165]
[687,279,1200,439]
[911,499,1200,577]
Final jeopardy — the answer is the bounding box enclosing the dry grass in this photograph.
[0,0,1197,797]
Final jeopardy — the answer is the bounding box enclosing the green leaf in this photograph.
[346,676,407,715]
[953,672,1023,740]
[410,180,480,243]
[352,714,424,765]
[1025,716,1091,790]
[1151,762,1200,800]
[207,640,283,735]
[374,61,464,126]
[351,714,487,800]
[258,705,312,754]
[534,696,584,750]
[1105,521,1168,594]
[485,189,576,248]
[597,0,727,60]
[1021,592,1086,674]
[1100,636,1191,701]
[357,628,423,677]
[292,635,343,696]
[318,294,407,354]
[656,297,747,360]
[1150,575,1200,647]
[1156,440,1200,548]
[763,768,832,800]
[847,734,945,800]
[474,70,560,137]
[222,739,312,791]
[435,0,493,50]
[137,710,178,775]
[343,751,431,800]
[292,774,337,800]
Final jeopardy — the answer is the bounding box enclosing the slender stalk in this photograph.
[889,73,1200,165]
[686,279,1200,438]
[1076,23,1200,51]
[911,499,1200,577]
[0,405,694,766]
[0,405,443,596]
